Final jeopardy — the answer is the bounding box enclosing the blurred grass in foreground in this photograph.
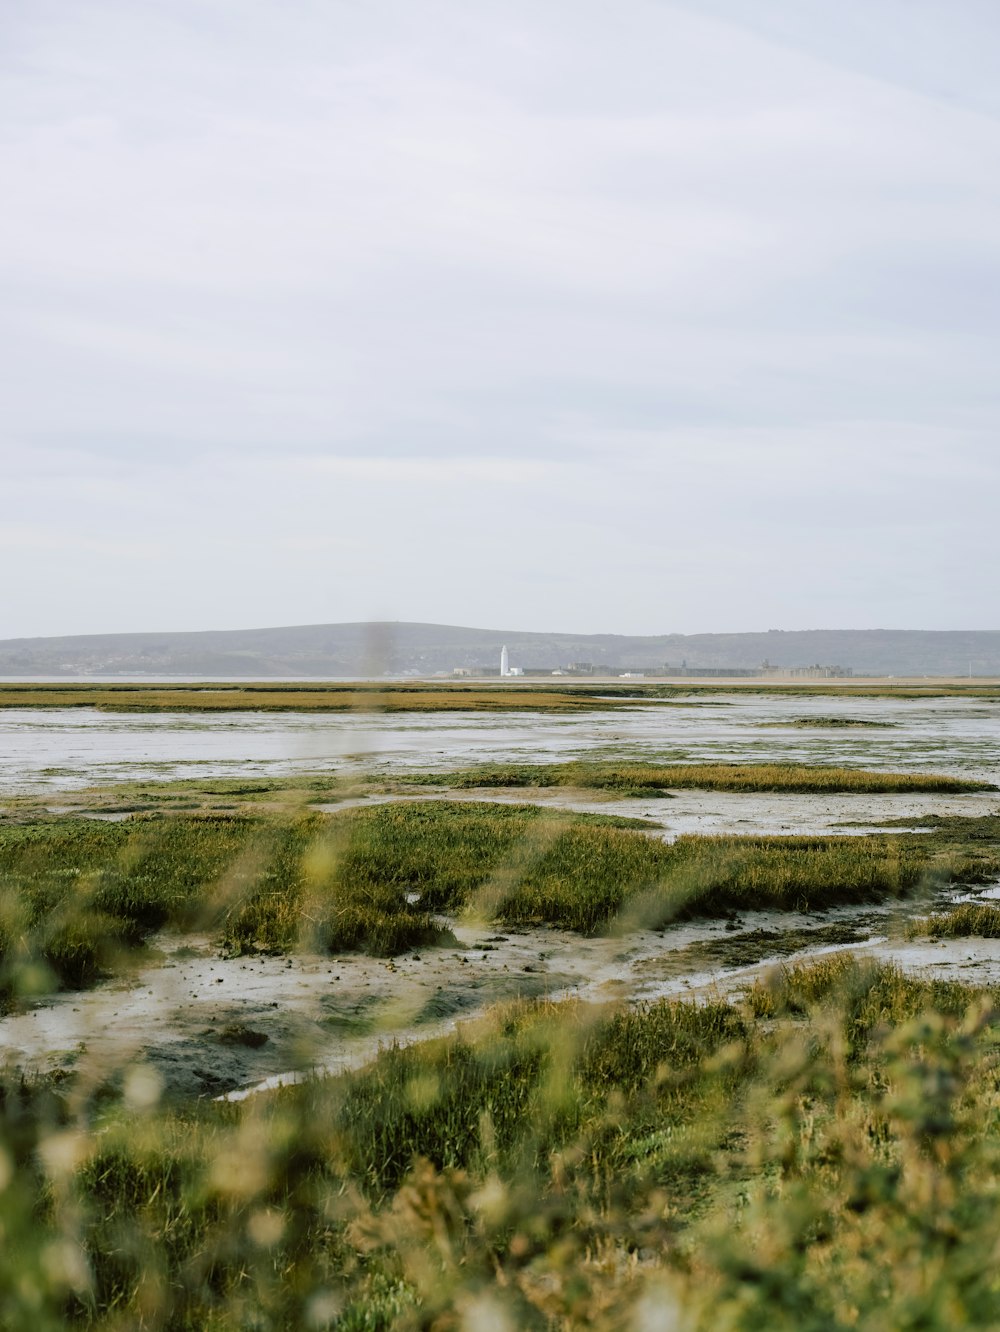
[5,957,1000,1327]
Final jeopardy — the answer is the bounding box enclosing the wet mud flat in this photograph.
[0,925,595,1100]
[3,871,994,1102]
[315,785,1000,839]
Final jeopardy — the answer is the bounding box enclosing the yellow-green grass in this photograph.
[634,680,1000,699]
[9,958,1000,1327]
[2,804,996,1010]
[907,901,1000,939]
[4,761,986,833]
[0,773,356,823]
[0,804,654,998]
[0,682,630,712]
[399,759,992,794]
[5,681,1000,714]
[0,770,487,824]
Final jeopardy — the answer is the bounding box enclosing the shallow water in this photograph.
[2,693,999,794]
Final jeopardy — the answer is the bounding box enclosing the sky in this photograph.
[3,0,999,639]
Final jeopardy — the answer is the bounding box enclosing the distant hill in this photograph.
[2,622,1000,678]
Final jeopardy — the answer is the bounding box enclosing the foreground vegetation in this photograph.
[4,957,1000,1328]
[2,801,997,1009]
[400,760,991,795]
[3,759,1000,1326]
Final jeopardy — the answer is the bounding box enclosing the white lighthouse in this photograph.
[500,645,509,677]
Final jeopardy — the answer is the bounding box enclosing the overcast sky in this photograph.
[3,1,999,638]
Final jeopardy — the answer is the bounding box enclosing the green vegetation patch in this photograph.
[222,803,991,949]
[0,681,630,713]
[398,759,991,794]
[221,801,659,950]
[907,901,1000,939]
[3,803,995,1009]
[630,681,1000,699]
[1,773,359,826]
[9,959,1000,1327]
[0,804,653,999]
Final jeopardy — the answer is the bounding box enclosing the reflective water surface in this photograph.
[1,693,998,793]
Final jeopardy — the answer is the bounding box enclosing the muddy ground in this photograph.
[3,885,997,1102]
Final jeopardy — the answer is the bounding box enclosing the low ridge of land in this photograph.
[4,620,1000,677]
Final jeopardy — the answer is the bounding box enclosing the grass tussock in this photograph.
[907,901,1000,939]
[7,960,1000,1327]
[400,760,990,794]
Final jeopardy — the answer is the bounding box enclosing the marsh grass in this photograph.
[7,960,1000,1327]
[0,682,629,713]
[0,804,655,997]
[3,803,995,1010]
[768,716,896,728]
[742,951,980,1033]
[5,682,1000,718]
[632,681,1000,700]
[0,773,357,826]
[398,760,990,794]
[906,901,1000,939]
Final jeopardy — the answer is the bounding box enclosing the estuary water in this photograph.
[1,692,999,794]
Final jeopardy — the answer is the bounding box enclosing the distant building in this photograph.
[500,645,510,677]
[663,660,853,679]
[663,664,761,678]
[761,663,853,679]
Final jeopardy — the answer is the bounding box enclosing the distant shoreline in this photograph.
[2,677,1000,711]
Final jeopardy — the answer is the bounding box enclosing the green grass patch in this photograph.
[907,901,1000,939]
[667,920,874,971]
[0,682,631,713]
[397,760,990,794]
[223,803,989,947]
[3,802,996,1010]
